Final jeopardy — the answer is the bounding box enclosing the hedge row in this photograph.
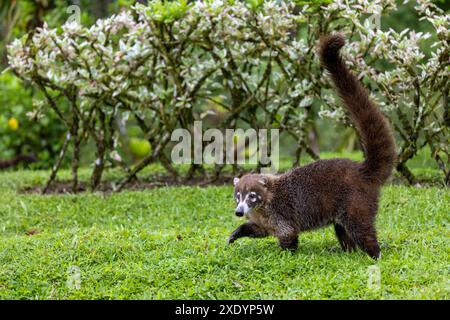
[7,0,449,190]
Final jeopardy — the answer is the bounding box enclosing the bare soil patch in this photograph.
[21,175,234,194]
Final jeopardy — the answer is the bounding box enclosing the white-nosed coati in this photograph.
[228,34,397,260]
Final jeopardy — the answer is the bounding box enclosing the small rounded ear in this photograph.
[233,177,240,186]
[258,175,269,186]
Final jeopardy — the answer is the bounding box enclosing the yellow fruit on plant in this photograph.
[7,118,19,131]
[129,138,152,158]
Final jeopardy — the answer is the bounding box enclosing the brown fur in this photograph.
[228,34,397,259]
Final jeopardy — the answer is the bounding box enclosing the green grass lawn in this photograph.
[0,166,448,299]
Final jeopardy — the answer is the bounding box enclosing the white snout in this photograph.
[237,201,250,214]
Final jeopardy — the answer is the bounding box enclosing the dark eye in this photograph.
[249,193,256,199]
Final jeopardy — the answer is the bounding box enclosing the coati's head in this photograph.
[233,174,274,217]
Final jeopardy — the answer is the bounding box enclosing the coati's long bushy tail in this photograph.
[319,34,396,185]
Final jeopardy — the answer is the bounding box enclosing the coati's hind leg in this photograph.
[227,222,269,245]
[343,208,381,260]
[350,224,380,260]
[334,223,356,252]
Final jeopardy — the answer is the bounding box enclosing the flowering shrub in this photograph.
[7,0,450,191]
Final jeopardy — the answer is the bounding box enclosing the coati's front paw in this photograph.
[280,244,298,252]
[227,235,237,245]
[278,236,298,251]
[227,227,243,245]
